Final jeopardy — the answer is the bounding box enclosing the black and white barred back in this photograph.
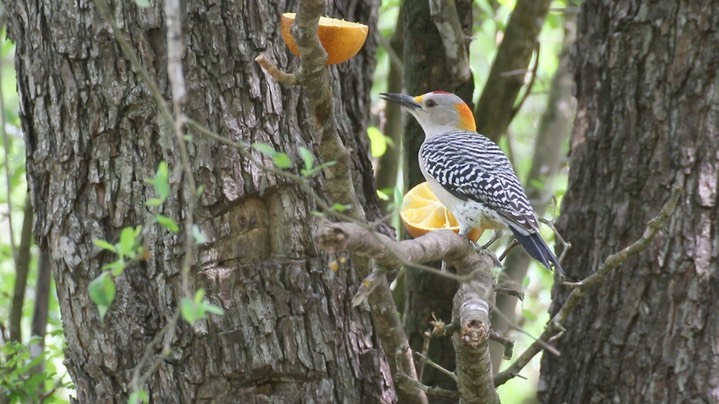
[420,130,538,233]
[420,130,566,275]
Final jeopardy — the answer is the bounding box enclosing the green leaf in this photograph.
[118,226,141,258]
[93,239,116,252]
[192,225,207,244]
[134,0,151,7]
[128,389,149,404]
[102,260,126,277]
[145,197,164,207]
[522,309,537,322]
[529,178,545,190]
[153,161,171,202]
[330,203,352,212]
[181,297,202,324]
[89,273,116,320]
[156,215,180,233]
[252,142,276,156]
[298,147,314,171]
[194,288,206,302]
[376,188,392,201]
[367,126,387,158]
[203,302,224,316]
[272,152,293,169]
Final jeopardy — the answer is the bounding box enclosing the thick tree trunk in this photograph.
[7,1,393,402]
[540,1,719,402]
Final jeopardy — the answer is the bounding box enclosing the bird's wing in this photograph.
[420,131,538,232]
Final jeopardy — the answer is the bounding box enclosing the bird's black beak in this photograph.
[380,93,421,110]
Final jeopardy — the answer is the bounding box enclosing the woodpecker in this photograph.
[381,91,564,276]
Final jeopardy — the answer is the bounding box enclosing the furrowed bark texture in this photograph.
[7,1,394,402]
[401,0,474,398]
[540,1,719,402]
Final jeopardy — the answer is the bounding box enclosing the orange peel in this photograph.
[400,182,484,242]
[280,13,368,65]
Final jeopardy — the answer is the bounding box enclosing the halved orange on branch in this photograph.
[280,13,369,65]
[400,182,484,242]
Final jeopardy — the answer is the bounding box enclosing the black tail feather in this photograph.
[508,227,565,277]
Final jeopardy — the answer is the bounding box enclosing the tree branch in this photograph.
[266,3,424,402]
[316,223,499,403]
[452,264,499,404]
[493,185,682,386]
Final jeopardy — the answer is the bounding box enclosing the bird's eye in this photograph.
[426,99,437,108]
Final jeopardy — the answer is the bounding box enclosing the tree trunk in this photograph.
[490,12,575,372]
[540,1,719,402]
[7,1,394,402]
[401,0,474,398]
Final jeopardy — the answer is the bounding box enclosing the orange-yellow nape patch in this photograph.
[455,103,476,132]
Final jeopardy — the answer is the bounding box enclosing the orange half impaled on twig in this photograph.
[401,182,484,242]
[280,13,369,65]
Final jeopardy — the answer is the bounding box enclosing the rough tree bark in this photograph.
[540,1,719,402]
[7,1,395,402]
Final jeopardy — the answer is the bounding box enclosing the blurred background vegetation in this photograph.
[0,0,572,402]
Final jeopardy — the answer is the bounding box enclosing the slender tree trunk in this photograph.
[401,1,474,398]
[490,13,575,372]
[540,1,719,402]
[7,1,393,402]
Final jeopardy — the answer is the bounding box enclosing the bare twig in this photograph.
[497,239,519,261]
[488,331,514,360]
[493,186,682,386]
[163,0,195,299]
[396,348,460,400]
[494,287,524,301]
[415,351,458,383]
[539,216,572,264]
[508,41,540,123]
[254,54,297,85]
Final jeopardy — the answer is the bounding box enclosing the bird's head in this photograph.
[380,91,476,137]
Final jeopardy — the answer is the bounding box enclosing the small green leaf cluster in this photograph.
[252,143,335,177]
[88,162,217,323]
[366,126,394,158]
[181,289,224,324]
[0,337,73,402]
